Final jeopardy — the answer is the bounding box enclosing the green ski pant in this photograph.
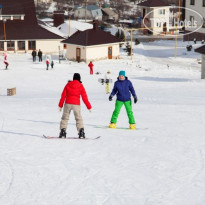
[110,100,135,124]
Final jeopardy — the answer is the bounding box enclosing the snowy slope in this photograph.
[0,40,205,205]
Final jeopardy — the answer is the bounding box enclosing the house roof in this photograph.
[62,26,121,46]
[137,0,170,7]
[195,45,205,55]
[0,0,63,40]
[87,5,100,11]
[101,8,117,16]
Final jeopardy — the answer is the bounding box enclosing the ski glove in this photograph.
[134,96,138,104]
[109,95,113,101]
[58,107,62,112]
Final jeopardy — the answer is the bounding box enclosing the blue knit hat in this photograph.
[119,70,125,77]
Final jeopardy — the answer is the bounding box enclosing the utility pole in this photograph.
[3,19,7,41]
[67,8,71,37]
[69,15,71,37]
[85,0,87,22]
[130,29,133,60]
[175,0,181,58]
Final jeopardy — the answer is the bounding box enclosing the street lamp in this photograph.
[3,18,7,41]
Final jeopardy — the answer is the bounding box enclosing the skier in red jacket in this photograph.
[3,53,9,69]
[58,73,92,138]
[88,61,94,75]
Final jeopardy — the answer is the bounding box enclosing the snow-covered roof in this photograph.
[57,20,93,37]
[39,20,93,38]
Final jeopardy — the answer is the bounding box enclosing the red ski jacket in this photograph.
[88,62,93,68]
[58,80,92,109]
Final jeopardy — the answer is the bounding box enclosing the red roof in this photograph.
[62,27,121,46]
[137,0,170,7]
[0,0,63,40]
[195,45,205,55]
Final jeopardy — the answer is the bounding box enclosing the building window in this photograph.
[156,22,161,27]
[190,0,195,5]
[18,41,25,50]
[0,41,4,51]
[7,41,15,51]
[203,0,205,7]
[13,15,22,20]
[28,41,36,50]
[2,15,11,20]
[190,16,194,26]
[159,9,165,15]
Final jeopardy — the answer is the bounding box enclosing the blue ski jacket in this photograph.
[111,77,137,102]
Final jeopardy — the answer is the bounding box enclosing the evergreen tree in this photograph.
[135,38,140,45]
[120,30,125,41]
[115,29,125,41]
[125,41,132,56]
[115,29,120,39]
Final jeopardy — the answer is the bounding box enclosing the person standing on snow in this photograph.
[51,60,54,69]
[58,73,92,138]
[3,53,9,69]
[32,49,37,62]
[108,70,138,130]
[38,49,43,62]
[46,57,50,70]
[88,61,94,75]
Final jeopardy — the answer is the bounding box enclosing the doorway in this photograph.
[108,47,112,59]
[76,48,81,62]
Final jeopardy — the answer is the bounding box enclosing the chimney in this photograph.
[93,20,99,30]
[53,11,65,27]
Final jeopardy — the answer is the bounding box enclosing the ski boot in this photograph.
[109,123,116,129]
[78,128,85,139]
[129,124,136,130]
[59,128,66,138]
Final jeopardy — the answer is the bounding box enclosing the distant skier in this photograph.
[88,61,94,75]
[108,70,137,130]
[46,57,50,70]
[32,49,37,62]
[58,73,92,138]
[51,60,54,69]
[3,53,9,69]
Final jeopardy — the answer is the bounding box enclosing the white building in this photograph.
[137,0,179,35]
[184,0,205,41]
[62,21,121,63]
[0,0,64,54]
[74,5,103,21]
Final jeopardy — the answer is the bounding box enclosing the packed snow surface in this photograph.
[0,40,205,205]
